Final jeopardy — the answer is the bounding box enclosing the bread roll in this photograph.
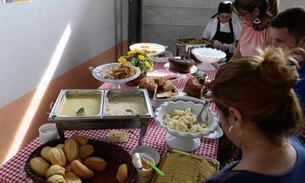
[70,135,88,145]
[83,156,107,171]
[48,147,67,167]
[116,164,128,183]
[64,163,71,172]
[46,174,66,183]
[64,172,82,183]
[107,131,128,143]
[78,144,94,159]
[63,138,79,162]
[40,146,52,162]
[29,157,50,176]
[56,143,65,149]
[45,164,65,179]
[71,159,94,179]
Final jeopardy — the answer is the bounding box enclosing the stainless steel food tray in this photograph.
[49,89,104,120]
[48,89,154,145]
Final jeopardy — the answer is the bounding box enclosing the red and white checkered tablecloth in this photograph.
[0,62,219,183]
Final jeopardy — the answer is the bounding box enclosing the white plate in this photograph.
[89,63,141,83]
[129,145,161,165]
[203,126,224,139]
[164,62,198,74]
[129,43,166,56]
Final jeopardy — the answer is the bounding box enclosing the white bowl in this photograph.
[129,145,160,165]
[192,47,226,63]
[154,101,219,138]
[192,47,226,71]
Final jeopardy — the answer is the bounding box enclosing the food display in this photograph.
[163,107,208,133]
[183,74,210,99]
[102,62,135,79]
[153,149,219,183]
[56,90,102,117]
[139,76,176,99]
[105,93,147,116]
[168,57,195,73]
[25,136,134,183]
[129,43,166,56]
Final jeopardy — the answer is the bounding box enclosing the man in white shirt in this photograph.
[203,1,241,60]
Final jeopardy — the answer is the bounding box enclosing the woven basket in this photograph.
[24,138,135,183]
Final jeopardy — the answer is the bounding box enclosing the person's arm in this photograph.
[229,24,248,61]
[202,19,215,40]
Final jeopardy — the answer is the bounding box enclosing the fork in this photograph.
[197,101,209,122]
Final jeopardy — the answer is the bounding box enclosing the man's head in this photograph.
[270,6,305,49]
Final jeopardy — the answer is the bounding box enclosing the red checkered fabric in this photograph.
[0,62,219,183]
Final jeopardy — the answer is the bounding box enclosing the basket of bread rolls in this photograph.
[24,135,134,183]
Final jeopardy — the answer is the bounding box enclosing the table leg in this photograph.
[138,121,148,145]
[55,123,65,139]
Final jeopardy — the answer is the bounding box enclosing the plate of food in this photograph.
[89,62,141,88]
[129,43,166,56]
[152,149,219,183]
[138,76,183,108]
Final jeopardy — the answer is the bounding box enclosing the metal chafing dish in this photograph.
[176,38,211,58]
[48,89,154,145]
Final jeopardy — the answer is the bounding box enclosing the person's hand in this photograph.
[212,40,222,50]
[212,40,229,52]
[220,43,229,52]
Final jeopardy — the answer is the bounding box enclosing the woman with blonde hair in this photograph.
[230,0,279,59]
[202,47,305,183]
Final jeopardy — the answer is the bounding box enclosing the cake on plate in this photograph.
[168,57,195,73]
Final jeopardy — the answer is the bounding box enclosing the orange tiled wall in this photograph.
[0,41,128,166]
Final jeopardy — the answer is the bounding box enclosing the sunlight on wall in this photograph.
[4,24,71,163]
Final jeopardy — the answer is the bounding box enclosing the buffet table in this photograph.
[0,62,219,183]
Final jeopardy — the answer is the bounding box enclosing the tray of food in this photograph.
[152,149,219,183]
[103,88,153,118]
[129,43,166,56]
[24,136,135,183]
[49,89,104,120]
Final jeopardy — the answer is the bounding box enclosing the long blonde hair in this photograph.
[211,47,303,144]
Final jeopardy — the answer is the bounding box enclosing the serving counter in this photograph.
[0,62,219,183]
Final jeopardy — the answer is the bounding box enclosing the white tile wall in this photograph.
[141,0,305,52]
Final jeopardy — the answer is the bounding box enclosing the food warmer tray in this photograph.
[48,89,154,145]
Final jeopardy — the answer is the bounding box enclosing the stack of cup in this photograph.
[39,123,59,144]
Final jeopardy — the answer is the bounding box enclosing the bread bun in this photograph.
[40,146,52,162]
[70,135,88,146]
[83,156,107,171]
[65,163,72,172]
[46,174,66,183]
[78,144,94,159]
[48,147,67,167]
[29,157,50,176]
[64,172,82,183]
[71,159,94,179]
[63,138,79,162]
[139,76,175,98]
[56,143,65,149]
[45,164,65,179]
[116,164,128,183]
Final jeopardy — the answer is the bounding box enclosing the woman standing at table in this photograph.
[202,1,242,60]
[230,0,279,60]
[202,47,305,183]
[216,0,279,168]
